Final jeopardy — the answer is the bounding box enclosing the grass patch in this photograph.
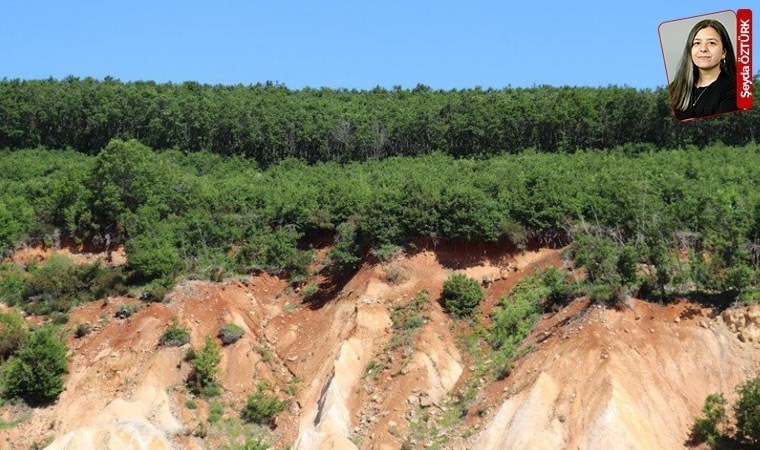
[387,290,429,351]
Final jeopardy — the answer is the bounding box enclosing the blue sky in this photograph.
[1,1,755,89]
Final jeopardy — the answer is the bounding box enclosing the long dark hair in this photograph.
[670,19,736,111]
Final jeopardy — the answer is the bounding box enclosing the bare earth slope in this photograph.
[0,245,758,450]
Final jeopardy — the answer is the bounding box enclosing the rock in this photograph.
[649,328,655,333]
[388,420,397,428]
[674,317,681,323]
[407,396,418,405]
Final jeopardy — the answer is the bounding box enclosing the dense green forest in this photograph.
[1,140,758,313]
[1,77,758,164]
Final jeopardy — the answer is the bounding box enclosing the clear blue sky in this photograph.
[1,1,755,90]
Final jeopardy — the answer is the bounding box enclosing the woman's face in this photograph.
[690,26,726,72]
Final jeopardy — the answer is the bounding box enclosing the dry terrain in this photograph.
[0,243,758,449]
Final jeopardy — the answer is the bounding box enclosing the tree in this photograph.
[1,326,68,405]
[735,376,760,446]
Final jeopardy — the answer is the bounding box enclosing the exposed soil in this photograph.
[0,242,758,450]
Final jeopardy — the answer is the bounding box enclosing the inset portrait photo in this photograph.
[659,11,740,122]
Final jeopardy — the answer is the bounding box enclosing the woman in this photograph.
[669,19,737,121]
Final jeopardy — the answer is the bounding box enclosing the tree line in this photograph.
[1,140,758,305]
[0,77,758,165]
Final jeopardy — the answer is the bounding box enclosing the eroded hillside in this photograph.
[0,243,758,450]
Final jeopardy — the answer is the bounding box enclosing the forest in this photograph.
[0,77,758,164]
[1,139,758,311]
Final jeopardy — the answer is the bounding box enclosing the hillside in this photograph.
[0,243,757,449]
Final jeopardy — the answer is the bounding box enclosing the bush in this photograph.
[441,274,483,318]
[219,323,245,345]
[541,267,572,311]
[487,276,542,354]
[160,322,191,347]
[1,326,68,405]
[735,376,760,446]
[693,393,727,444]
[73,322,91,339]
[208,400,224,424]
[142,281,170,302]
[188,335,221,396]
[235,228,311,281]
[126,225,180,281]
[241,381,287,427]
[300,283,318,300]
[114,303,139,319]
[1,257,126,317]
[0,310,29,361]
[328,218,363,273]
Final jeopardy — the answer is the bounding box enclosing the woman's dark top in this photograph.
[675,71,737,121]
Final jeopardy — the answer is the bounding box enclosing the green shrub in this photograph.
[328,218,363,272]
[126,225,180,281]
[188,336,221,396]
[219,323,245,345]
[441,274,483,318]
[370,244,402,263]
[541,267,572,311]
[208,400,224,424]
[114,303,139,319]
[1,257,126,317]
[388,290,429,350]
[160,322,191,347]
[235,228,311,281]
[241,381,287,427]
[693,393,727,444]
[1,326,68,405]
[735,376,760,446]
[74,323,92,339]
[487,276,542,354]
[142,281,170,302]
[0,310,29,360]
[299,283,318,300]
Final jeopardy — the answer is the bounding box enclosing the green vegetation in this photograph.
[1,143,759,306]
[218,323,245,345]
[299,282,318,300]
[114,303,139,319]
[1,326,67,405]
[735,376,760,447]
[388,290,429,351]
[0,255,126,317]
[0,310,29,360]
[188,336,222,397]
[160,321,191,347]
[693,393,727,446]
[441,274,483,318]
[241,381,287,427]
[0,78,757,164]
[691,376,760,448]
[208,400,224,424]
[487,275,545,379]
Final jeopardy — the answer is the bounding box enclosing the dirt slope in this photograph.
[0,245,758,450]
[473,299,760,449]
